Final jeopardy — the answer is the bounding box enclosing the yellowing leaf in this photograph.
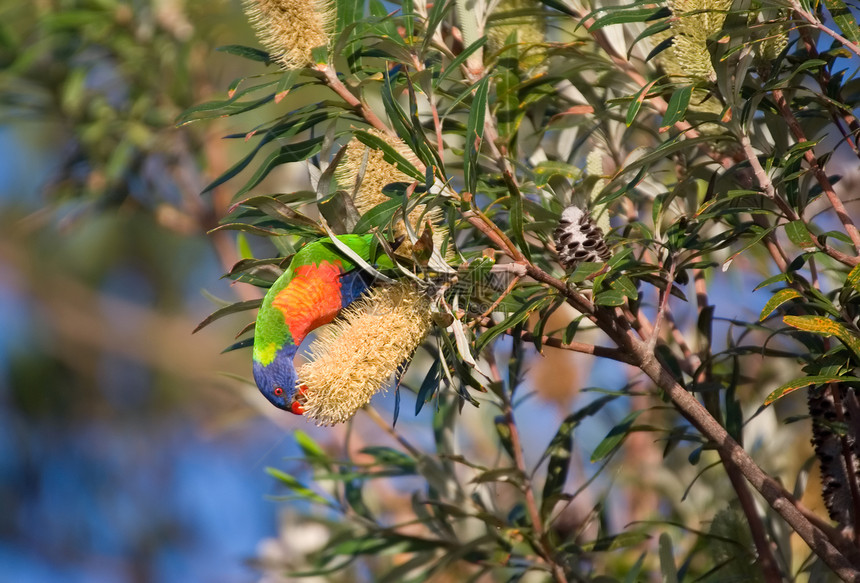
[759,288,801,321]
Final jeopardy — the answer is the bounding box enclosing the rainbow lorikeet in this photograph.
[252,235,393,414]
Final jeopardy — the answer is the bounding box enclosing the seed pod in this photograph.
[553,205,610,270]
[809,385,860,530]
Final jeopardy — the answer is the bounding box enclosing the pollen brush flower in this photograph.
[337,129,449,259]
[243,0,333,69]
[666,0,732,81]
[298,282,433,426]
[486,0,547,71]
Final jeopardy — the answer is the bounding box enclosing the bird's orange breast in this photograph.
[271,261,344,344]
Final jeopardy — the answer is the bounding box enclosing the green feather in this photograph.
[252,235,394,365]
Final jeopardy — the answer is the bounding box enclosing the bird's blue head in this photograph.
[252,344,306,415]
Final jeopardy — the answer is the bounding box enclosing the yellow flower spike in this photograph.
[667,0,732,81]
[243,0,333,69]
[337,129,449,259]
[299,282,433,426]
[486,0,547,71]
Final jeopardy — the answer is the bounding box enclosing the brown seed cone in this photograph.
[553,206,610,271]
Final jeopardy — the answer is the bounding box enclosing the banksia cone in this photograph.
[299,282,432,426]
[553,206,610,270]
[809,385,860,530]
[243,0,332,69]
[337,130,448,258]
[667,0,732,81]
[486,0,547,70]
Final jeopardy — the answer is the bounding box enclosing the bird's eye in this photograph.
[273,387,284,397]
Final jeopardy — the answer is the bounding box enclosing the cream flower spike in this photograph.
[299,282,432,426]
[337,129,450,259]
[243,0,334,69]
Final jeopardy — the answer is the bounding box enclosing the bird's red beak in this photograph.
[290,385,308,415]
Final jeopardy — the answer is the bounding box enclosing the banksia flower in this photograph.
[553,205,611,270]
[243,0,333,69]
[486,0,547,71]
[298,282,432,426]
[667,0,732,81]
[337,129,449,259]
[809,385,860,530]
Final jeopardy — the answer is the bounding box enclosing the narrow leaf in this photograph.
[764,375,860,406]
[759,288,802,321]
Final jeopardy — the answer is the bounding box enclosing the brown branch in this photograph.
[772,88,860,254]
[740,132,859,267]
[790,2,860,60]
[316,64,395,137]
[634,352,860,579]
[795,26,860,161]
[481,231,860,576]
[486,356,569,583]
[690,269,783,582]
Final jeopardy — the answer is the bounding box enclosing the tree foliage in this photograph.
[185,0,860,580]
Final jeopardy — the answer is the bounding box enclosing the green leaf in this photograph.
[609,274,638,300]
[345,479,373,519]
[353,130,423,181]
[658,533,679,583]
[532,160,581,187]
[759,288,802,321]
[203,109,332,193]
[238,196,322,231]
[823,0,860,44]
[265,467,331,505]
[273,70,300,103]
[587,5,668,30]
[784,315,860,359]
[494,416,516,460]
[294,430,330,467]
[328,534,443,556]
[415,359,441,415]
[193,299,262,333]
[215,44,270,63]
[235,138,325,198]
[175,82,278,126]
[360,446,417,474]
[221,338,254,353]
[594,289,626,306]
[540,415,575,517]
[848,264,860,294]
[475,295,549,352]
[353,197,406,233]
[659,85,693,132]
[591,410,644,462]
[722,225,775,270]
[764,375,860,406]
[318,190,361,234]
[495,62,520,140]
[463,76,489,194]
[626,79,659,127]
[785,220,816,250]
[434,37,488,88]
[753,273,791,291]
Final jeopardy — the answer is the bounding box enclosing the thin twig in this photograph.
[790,2,860,60]
[316,65,395,138]
[771,88,860,254]
[487,357,569,583]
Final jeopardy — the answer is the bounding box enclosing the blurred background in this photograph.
[0,1,308,580]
